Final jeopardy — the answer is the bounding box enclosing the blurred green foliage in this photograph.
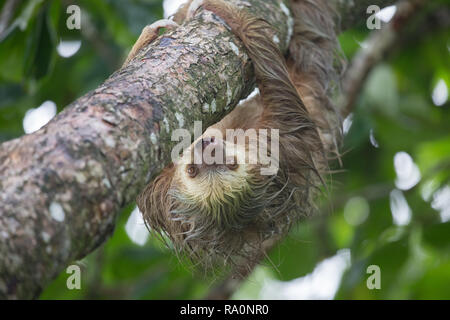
[0,0,449,299]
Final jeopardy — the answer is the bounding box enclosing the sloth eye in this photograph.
[186,165,198,178]
[226,157,239,170]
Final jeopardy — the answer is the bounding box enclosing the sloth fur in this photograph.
[137,0,343,271]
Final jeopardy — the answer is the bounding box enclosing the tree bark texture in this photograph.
[0,0,396,299]
[0,0,290,300]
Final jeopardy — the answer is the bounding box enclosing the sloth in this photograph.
[126,0,342,270]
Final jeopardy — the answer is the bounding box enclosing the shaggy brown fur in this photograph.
[136,0,342,271]
[287,0,343,155]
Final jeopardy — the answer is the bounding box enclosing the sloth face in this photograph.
[177,136,247,189]
[138,125,316,265]
[171,134,262,225]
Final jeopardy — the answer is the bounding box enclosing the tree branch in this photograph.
[0,0,289,300]
[0,0,407,299]
[339,0,428,117]
[0,0,21,39]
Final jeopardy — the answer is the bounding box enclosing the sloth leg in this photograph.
[123,19,179,67]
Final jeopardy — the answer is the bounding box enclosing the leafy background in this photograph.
[0,0,449,299]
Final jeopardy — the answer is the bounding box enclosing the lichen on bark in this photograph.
[0,0,395,299]
[0,0,289,299]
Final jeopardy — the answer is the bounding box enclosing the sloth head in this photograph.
[172,133,272,228]
[136,116,326,271]
[137,129,295,268]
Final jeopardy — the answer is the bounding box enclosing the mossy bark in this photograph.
[0,0,394,299]
[0,0,290,299]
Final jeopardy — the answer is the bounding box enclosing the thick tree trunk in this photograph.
[0,0,394,299]
[0,0,289,300]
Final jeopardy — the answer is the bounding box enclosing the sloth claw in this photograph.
[123,19,179,66]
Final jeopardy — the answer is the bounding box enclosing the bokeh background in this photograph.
[0,0,449,299]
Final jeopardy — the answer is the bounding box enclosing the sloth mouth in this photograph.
[170,168,272,230]
[160,171,292,267]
